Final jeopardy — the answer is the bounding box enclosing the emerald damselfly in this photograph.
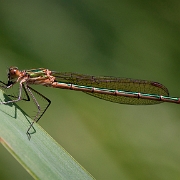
[0,67,179,138]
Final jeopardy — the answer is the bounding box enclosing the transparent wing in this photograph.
[51,72,169,105]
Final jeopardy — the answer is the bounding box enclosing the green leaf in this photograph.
[0,90,95,180]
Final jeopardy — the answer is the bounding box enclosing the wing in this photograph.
[51,72,169,105]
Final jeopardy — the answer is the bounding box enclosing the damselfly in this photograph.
[0,67,179,138]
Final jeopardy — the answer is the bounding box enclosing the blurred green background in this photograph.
[1,1,180,180]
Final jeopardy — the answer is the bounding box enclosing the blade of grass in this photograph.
[0,90,95,180]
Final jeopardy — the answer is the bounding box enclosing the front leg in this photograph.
[0,81,24,104]
[0,80,14,89]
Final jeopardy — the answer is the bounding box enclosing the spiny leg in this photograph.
[25,85,51,139]
[0,81,8,88]
[0,80,14,88]
[0,81,24,104]
[7,84,31,102]
[0,80,31,102]
[28,86,51,122]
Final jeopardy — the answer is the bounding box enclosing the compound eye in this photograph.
[8,67,20,80]
[9,67,18,74]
